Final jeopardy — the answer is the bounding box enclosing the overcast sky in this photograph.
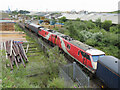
[0,0,119,12]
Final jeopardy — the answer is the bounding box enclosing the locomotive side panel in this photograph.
[61,39,94,71]
[28,25,39,34]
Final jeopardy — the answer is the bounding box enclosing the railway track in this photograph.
[18,23,107,88]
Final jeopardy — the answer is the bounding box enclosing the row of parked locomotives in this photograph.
[24,22,120,89]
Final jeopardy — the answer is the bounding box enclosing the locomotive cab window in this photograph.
[55,35,57,38]
[86,54,91,60]
[92,54,105,62]
[67,44,71,49]
[78,50,81,56]
[81,51,86,57]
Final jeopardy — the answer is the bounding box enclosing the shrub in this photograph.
[89,27,100,33]
[85,38,97,47]
[110,26,120,34]
[76,18,80,21]
[102,20,112,31]
[59,16,67,23]
[78,23,88,30]
[95,18,102,28]
[48,78,65,88]
[85,20,96,29]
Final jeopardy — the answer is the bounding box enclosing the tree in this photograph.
[18,10,30,14]
[95,18,102,28]
[59,16,67,23]
[12,10,18,15]
[85,20,96,29]
[76,18,80,21]
[102,20,112,31]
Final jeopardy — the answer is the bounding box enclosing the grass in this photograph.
[1,24,68,88]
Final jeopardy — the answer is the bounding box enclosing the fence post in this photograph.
[88,77,90,88]
[73,62,76,81]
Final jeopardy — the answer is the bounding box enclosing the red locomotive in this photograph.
[25,22,105,73]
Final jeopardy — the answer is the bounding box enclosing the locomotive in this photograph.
[24,22,120,89]
[24,22,105,73]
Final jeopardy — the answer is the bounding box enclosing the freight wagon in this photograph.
[96,56,120,89]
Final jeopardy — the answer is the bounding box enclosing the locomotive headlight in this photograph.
[93,62,97,70]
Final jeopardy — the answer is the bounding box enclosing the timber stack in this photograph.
[1,40,29,70]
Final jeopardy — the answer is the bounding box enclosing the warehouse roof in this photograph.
[58,13,119,24]
[0,20,15,23]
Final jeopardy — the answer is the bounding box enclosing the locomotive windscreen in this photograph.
[92,54,105,62]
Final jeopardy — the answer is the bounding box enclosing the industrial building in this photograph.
[0,20,15,31]
[58,13,119,24]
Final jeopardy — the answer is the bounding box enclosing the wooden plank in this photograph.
[19,44,29,62]
[8,55,13,70]
[25,44,29,53]
[10,40,13,56]
[4,42,8,59]
[17,44,26,67]
[12,50,19,69]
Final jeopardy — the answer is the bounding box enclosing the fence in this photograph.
[18,23,90,88]
[59,64,74,88]
[59,62,90,88]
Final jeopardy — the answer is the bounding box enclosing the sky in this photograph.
[0,0,120,12]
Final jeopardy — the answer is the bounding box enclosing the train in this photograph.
[23,22,120,89]
[96,56,120,88]
[25,22,105,73]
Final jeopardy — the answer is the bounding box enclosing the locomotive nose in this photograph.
[92,62,97,70]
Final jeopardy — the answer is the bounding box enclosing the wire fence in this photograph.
[59,64,74,88]
[59,62,90,88]
[18,23,90,88]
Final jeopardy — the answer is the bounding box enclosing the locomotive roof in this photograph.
[29,23,41,28]
[98,56,120,75]
[69,40,105,55]
[47,30,67,37]
[86,49,105,55]
[53,32,74,41]
[69,40,93,51]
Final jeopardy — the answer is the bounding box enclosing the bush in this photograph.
[92,32,103,42]
[101,32,118,46]
[102,20,112,31]
[48,78,65,88]
[59,16,67,23]
[110,26,120,34]
[78,23,88,30]
[89,27,100,33]
[95,18,102,28]
[76,18,80,21]
[85,38,97,47]
[85,20,96,29]
[80,30,93,40]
